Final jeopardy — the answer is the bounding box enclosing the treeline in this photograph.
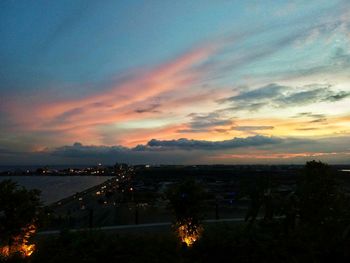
[2,161,350,262]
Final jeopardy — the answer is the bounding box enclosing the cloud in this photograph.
[308,118,327,124]
[296,128,318,131]
[52,142,128,158]
[178,112,234,133]
[224,83,285,102]
[41,135,283,164]
[291,112,328,124]
[2,0,350,155]
[2,134,350,165]
[292,112,326,119]
[50,135,282,156]
[212,152,350,161]
[5,43,217,144]
[0,147,28,156]
[276,86,350,106]
[134,103,161,114]
[31,135,350,165]
[222,83,350,112]
[233,126,274,131]
[146,135,281,150]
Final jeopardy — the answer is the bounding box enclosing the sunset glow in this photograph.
[0,1,349,164]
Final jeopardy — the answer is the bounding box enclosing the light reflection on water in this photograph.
[0,176,113,204]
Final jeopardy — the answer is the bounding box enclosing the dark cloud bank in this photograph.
[1,135,348,165]
[52,135,281,157]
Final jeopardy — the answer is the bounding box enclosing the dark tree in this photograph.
[242,175,276,225]
[0,180,41,255]
[167,179,204,224]
[297,160,344,226]
[166,179,204,246]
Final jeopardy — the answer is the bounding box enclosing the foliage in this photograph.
[31,231,181,263]
[28,221,350,263]
[166,179,204,245]
[166,179,204,225]
[0,180,41,248]
[297,160,348,226]
[3,161,350,262]
[236,160,350,262]
[239,174,280,225]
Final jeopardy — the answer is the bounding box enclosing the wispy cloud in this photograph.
[5,44,218,143]
[134,103,161,114]
[1,0,350,164]
[233,126,274,131]
[222,83,350,112]
[176,112,234,133]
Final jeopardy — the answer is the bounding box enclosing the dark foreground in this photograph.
[2,161,350,263]
[6,220,350,263]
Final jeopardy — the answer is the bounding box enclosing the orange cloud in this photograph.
[6,44,219,146]
[212,152,349,160]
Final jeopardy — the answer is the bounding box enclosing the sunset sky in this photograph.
[1,0,350,165]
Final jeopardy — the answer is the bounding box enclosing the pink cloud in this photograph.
[211,152,347,160]
[5,44,220,146]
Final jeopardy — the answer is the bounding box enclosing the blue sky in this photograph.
[0,0,350,165]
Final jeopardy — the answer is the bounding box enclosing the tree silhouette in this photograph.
[0,180,41,257]
[166,179,204,246]
[242,175,277,225]
[297,160,343,226]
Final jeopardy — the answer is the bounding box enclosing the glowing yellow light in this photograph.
[0,224,36,258]
[177,220,203,247]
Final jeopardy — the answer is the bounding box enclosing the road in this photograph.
[37,217,249,236]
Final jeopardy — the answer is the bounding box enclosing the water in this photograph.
[0,176,113,204]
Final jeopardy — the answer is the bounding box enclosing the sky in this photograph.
[0,0,350,165]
